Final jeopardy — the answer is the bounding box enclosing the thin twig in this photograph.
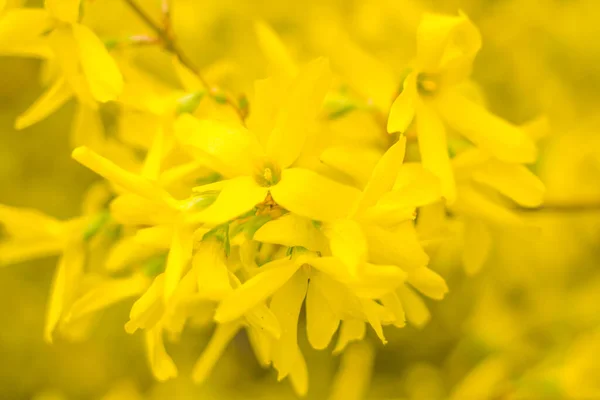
[122,0,246,122]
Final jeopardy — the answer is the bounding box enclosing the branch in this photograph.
[122,0,247,122]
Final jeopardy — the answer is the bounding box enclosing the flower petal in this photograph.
[191,177,268,226]
[353,136,407,215]
[333,319,366,354]
[73,24,123,102]
[15,77,73,130]
[266,57,332,168]
[323,219,367,276]
[416,12,481,78]
[125,274,165,334]
[145,324,178,381]
[214,259,300,323]
[379,163,442,208]
[387,73,418,134]
[350,263,407,299]
[397,285,430,328]
[45,0,80,23]
[164,226,194,301]
[416,103,456,203]
[472,161,545,208]
[253,213,328,252]
[193,240,232,301]
[306,275,340,349]
[72,147,174,206]
[407,267,448,300]
[271,168,361,222]
[436,92,537,163]
[174,114,262,177]
[270,270,308,379]
[362,223,429,272]
[320,146,382,188]
[67,275,149,322]
[255,21,297,77]
[44,244,85,343]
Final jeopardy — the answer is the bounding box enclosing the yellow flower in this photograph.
[4,0,123,130]
[388,12,538,202]
[175,58,361,226]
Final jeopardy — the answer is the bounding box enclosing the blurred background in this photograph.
[1,0,600,399]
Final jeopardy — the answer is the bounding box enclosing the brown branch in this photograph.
[122,0,247,122]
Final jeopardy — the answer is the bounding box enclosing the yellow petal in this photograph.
[48,26,95,107]
[266,57,332,169]
[323,219,367,277]
[0,204,63,239]
[245,303,281,339]
[174,114,262,177]
[193,240,232,301]
[247,324,272,367]
[192,321,243,384]
[72,24,123,102]
[44,244,85,343]
[350,263,407,299]
[462,219,491,276]
[319,146,382,188]
[270,270,308,379]
[360,299,387,344]
[164,226,194,301]
[255,21,297,77]
[110,194,178,226]
[214,259,299,323]
[363,223,429,272]
[145,324,178,381]
[472,161,545,208]
[416,12,481,77]
[407,267,448,300]
[416,103,456,203]
[452,184,523,226]
[387,73,418,134]
[191,177,268,226]
[0,239,64,267]
[306,275,340,349]
[314,24,397,111]
[379,163,442,208]
[288,348,309,397]
[397,285,430,328]
[353,136,407,215]
[72,147,175,206]
[15,77,73,130]
[253,213,328,252]
[436,92,537,163]
[45,0,80,23]
[380,292,406,328]
[67,275,149,322]
[333,319,366,354]
[0,9,53,57]
[270,168,361,222]
[141,124,166,181]
[125,274,165,334]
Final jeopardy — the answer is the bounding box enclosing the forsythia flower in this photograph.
[0,0,123,130]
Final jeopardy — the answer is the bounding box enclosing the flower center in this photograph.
[417,73,439,96]
[254,160,281,187]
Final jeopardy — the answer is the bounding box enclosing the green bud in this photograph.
[176,91,205,115]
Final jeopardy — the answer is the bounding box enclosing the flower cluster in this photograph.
[0,1,546,396]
